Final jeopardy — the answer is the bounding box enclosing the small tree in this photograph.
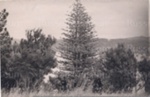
[10,29,57,91]
[100,44,137,93]
[0,9,14,90]
[59,0,97,90]
[0,9,8,32]
[138,57,150,94]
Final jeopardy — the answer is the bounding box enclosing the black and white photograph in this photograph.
[0,0,149,97]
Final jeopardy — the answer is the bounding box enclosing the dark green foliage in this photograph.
[100,44,137,92]
[138,57,150,93]
[49,73,69,92]
[59,0,97,90]
[49,72,87,92]
[10,29,57,91]
[92,77,103,93]
[0,9,57,91]
[0,9,9,32]
[0,9,14,90]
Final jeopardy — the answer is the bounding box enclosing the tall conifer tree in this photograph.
[59,0,97,88]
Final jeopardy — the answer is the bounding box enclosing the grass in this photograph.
[2,88,149,97]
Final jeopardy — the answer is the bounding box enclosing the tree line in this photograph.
[1,0,150,94]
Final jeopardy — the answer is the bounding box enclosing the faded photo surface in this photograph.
[0,0,149,97]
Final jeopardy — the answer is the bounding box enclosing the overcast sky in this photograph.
[0,0,148,39]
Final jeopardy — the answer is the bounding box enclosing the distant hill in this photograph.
[12,36,149,54]
[96,36,149,54]
[53,36,149,54]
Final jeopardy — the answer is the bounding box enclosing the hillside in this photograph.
[53,36,149,54]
